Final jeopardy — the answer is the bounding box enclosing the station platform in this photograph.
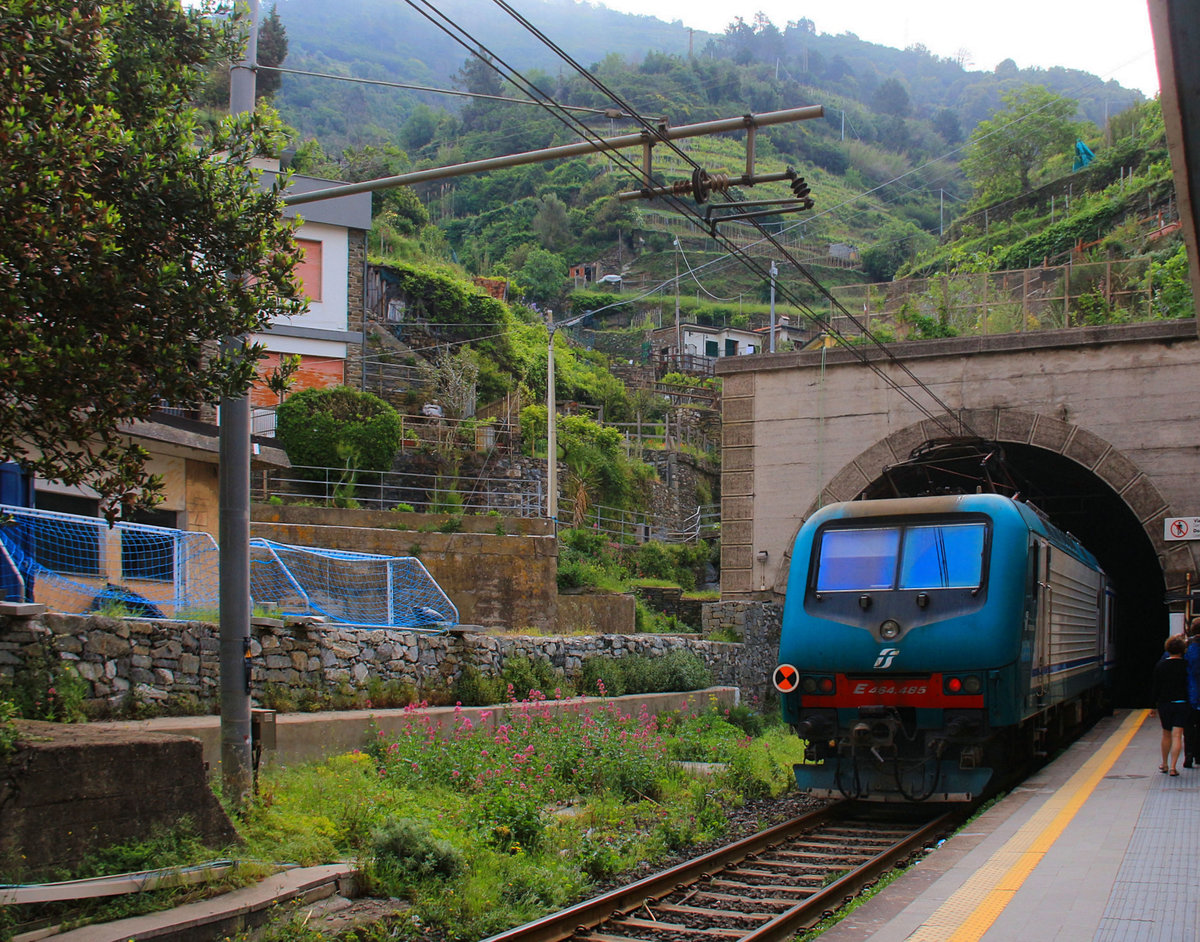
[818,709,1197,942]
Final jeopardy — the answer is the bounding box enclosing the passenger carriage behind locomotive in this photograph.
[775,493,1113,801]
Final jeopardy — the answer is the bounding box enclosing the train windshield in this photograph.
[816,522,987,591]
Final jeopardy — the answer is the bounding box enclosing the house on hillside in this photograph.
[569,262,596,285]
[248,161,373,430]
[650,319,817,375]
[2,162,366,537]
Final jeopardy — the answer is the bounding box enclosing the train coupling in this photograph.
[850,707,901,749]
[958,744,984,770]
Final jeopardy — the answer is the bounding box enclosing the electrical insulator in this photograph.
[791,176,811,199]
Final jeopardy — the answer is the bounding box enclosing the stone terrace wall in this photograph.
[0,610,749,709]
[702,600,782,706]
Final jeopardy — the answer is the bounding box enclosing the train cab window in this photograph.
[897,523,986,589]
[816,528,901,591]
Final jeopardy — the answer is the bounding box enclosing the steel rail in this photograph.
[741,810,959,941]
[480,802,962,942]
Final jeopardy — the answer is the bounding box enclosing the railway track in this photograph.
[483,801,964,942]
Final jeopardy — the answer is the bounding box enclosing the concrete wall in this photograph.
[107,688,740,771]
[557,593,636,634]
[1,720,236,874]
[717,320,1200,599]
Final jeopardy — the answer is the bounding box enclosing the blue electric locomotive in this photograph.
[775,494,1113,802]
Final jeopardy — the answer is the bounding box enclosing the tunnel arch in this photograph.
[777,408,1195,705]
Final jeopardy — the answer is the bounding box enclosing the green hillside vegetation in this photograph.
[259,3,1164,343]
[242,5,1185,506]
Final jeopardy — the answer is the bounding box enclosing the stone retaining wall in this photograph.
[702,600,782,706]
[0,610,752,710]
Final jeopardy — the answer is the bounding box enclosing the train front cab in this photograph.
[777,497,1040,802]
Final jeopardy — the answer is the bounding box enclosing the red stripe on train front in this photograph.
[800,673,984,709]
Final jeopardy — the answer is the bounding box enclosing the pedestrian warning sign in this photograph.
[773,664,799,693]
[1165,517,1200,541]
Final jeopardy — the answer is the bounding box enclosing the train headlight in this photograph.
[880,619,901,640]
[801,676,818,694]
[963,675,983,695]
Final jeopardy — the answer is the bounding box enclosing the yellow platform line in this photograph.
[904,709,1148,942]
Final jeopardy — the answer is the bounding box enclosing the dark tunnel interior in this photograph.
[858,440,1168,706]
[1001,445,1167,707]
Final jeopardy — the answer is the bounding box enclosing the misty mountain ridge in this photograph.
[271,0,1142,149]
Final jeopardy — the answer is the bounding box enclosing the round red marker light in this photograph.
[818,676,834,693]
[773,664,799,693]
[946,676,963,693]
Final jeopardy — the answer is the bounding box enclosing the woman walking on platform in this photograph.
[1184,618,1200,768]
[1153,634,1189,776]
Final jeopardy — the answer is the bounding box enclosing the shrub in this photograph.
[579,650,711,697]
[651,649,712,692]
[476,789,545,852]
[452,666,504,706]
[501,656,566,700]
[622,540,711,590]
[0,699,18,756]
[371,818,465,888]
[275,386,402,474]
[3,644,88,722]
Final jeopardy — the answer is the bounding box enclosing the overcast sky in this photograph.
[588,0,1160,97]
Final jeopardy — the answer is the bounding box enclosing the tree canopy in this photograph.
[0,0,305,517]
[962,85,1085,204]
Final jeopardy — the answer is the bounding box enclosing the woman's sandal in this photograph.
[1170,769,1180,776]
[1160,765,1169,773]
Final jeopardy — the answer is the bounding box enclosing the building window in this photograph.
[295,238,323,301]
[705,340,719,357]
[32,493,102,576]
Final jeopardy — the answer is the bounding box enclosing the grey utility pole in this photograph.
[546,309,556,523]
[219,0,257,812]
[768,261,778,353]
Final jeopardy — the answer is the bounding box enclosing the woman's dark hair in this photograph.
[1166,634,1187,656]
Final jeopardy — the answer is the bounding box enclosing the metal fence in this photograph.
[253,465,720,543]
[827,258,1167,340]
[555,498,720,543]
[253,465,544,517]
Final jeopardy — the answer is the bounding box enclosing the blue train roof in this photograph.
[802,494,1103,573]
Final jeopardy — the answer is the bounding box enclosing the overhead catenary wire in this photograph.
[258,64,641,118]
[477,0,972,438]
[392,0,961,435]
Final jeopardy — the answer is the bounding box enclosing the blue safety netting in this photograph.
[0,504,456,630]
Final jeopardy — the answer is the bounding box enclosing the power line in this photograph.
[260,63,640,118]
[479,0,972,437]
